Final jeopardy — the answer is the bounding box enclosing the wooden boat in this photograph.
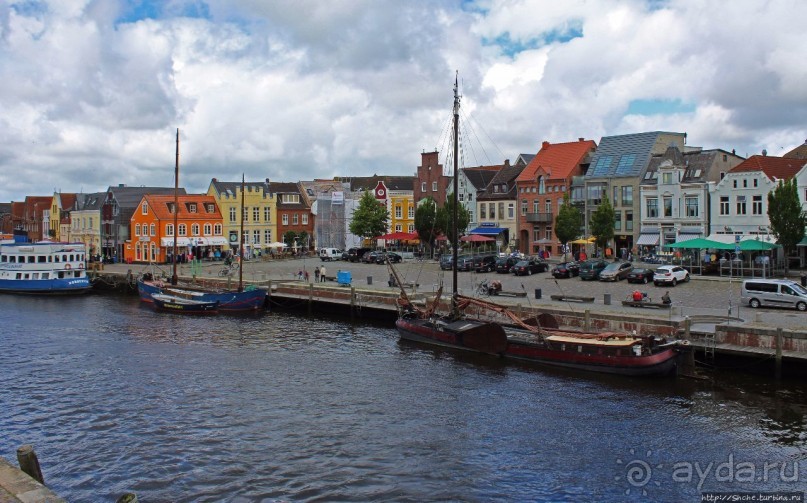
[137,131,265,312]
[0,241,92,295]
[393,76,684,376]
[151,293,219,314]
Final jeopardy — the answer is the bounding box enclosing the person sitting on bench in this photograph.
[632,290,644,302]
[661,291,671,305]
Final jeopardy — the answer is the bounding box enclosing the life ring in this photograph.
[65,264,72,270]
[78,263,85,269]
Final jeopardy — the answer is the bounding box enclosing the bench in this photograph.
[550,294,595,303]
[496,290,527,297]
[621,300,671,309]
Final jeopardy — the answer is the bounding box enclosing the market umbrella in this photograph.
[738,240,780,251]
[376,231,419,241]
[267,241,288,248]
[460,234,495,242]
[664,237,726,249]
[569,237,596,245]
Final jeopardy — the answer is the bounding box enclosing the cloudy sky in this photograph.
[1,0,805,203]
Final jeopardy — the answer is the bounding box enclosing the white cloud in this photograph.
[0,0,805,203]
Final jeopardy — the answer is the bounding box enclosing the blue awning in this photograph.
[469,227,507,236]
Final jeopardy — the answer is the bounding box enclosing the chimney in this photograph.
[212,178,217,183]
[579,137,585,142]
[542,141,550,149]
[762,149,767,156]
[731,149,735,155]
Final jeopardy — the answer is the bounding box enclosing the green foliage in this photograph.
[589,194,615,254]
[297,230,310,249]
[435,196,470,246]
[283,230,298,248]
[768,178,807,272]
[555,193,582,255]
[414,197,438,248]
[349,190,390,240]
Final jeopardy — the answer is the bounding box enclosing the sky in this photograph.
[1,0,805,203]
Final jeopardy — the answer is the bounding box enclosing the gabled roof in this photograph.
[585,131,683,179]
[106,186,186,208]
[140,194,222,221]
[477,163,526,200]
[517,139,596,183]
[209,178,270,198]
[78,192,106,211]
[267,181,310,209]
[728,155,805,180]
[461,167,501,191]
[515,153,534,166]
[643,148,741,185]
[55,193,78,211]
[341,176,415,192]
[783,140,807,160]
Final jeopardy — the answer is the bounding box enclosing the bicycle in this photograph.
[475,279,501,297]
[218,263,240,277]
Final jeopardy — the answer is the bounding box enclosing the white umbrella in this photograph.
[267,241,288,248]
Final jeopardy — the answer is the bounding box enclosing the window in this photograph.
[421,182,426,192]
[264,207,271,222]
[166,224,174,236]
[480,204,486,219]
[646,198,658,218]
[498,202,504,220]
[590,156,613,176]
[253,230,260,245]
[613,186,619,206]
[685,197,699,217]
[408,206,414,219]
[214,224,222,235]
[533,200,539,213]
[253,207,260,222]
[508,203,514,219]
[625,211,633,231]
[736,196,746,215]
[743,179,747,188]
[135,223,140,236]
[538,176,545,194]
[302,214,308,225]
[615,154,636,175]
[204,224,212,235]
[264,229,272,243]
[229,208,236,223]
[191,224,199,236]
[395,224,402,232]
[141,202,148,215]
[752,195,762,215]
[544,226,552,240]
[753,179,758,188]
[622,186,633,206]
[282,214,289,225]
[663,197,673,217]
[432,181,437,192]
[243,207,249,222]
[545,199,551,213]
[662,172,673,184]
[733,179,737,188]
[489,203,496,219]
[206,203,215,213]
[150,223,156,236]
[720,196,730,215]
[293,214,299,225]
[395,206,402,218]
[281,194,300,204]
[614,211,621,231]
[458,193,465,202]
[178,224,187,236]
[521,200,528,215]
[408,224,415,233]
[188,203,197,213]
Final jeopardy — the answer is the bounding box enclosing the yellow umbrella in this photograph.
[569,236,596,245]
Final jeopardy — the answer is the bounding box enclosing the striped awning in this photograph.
[636,233,660,246]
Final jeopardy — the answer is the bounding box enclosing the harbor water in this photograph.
[0,294,805,502]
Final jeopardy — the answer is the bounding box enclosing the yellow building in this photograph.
[49,192,79,241]
[70,192,106,257]
[207,178,277,256]
[389,191,416,235]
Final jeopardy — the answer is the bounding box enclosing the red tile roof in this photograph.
[729,155,806,180]
[516,139,596,183]
[142,194,222,221]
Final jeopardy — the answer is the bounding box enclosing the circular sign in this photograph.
[377,188,385,196]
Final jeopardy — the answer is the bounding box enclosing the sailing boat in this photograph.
[137,130,266,312]
[393,76,684,375]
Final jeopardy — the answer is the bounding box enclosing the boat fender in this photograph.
[65,263,72,270]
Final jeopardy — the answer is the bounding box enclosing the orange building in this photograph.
[124,194,225,264]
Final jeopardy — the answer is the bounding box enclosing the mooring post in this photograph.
[684,316,691,340]
[584,310,590,331]
[350,286,356,322]
[266,280,272,303]
[308,283,314,315]
[775,327,783,380]
[16,444,44,485]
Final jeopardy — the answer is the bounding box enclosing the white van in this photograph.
[319,248,341,261]
[741,279,807,311]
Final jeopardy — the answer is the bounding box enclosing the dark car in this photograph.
[578,259,608,281]
[361,251,381,263]
[495,256,520,274]
[552,261,580,278]
[473,254,497,273]
[347,247,372,262]
[439,254,455,270]
[457,255,476,272]
[627,267,655,284]
[512,258,548,276]
[598,261,633,281]
[375,252,402,264]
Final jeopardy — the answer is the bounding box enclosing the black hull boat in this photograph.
[151,293,219,314]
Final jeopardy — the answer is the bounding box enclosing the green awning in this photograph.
[663,237,726,249]
[738,240,780,251]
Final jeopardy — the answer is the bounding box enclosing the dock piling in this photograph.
[775,327,783,380]
[16,444,44,485]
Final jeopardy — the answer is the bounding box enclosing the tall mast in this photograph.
[171,128,179,285]
[238,173,245,292]
[451,72,460,318]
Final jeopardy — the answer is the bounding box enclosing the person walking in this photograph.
[319,265,327,282]
[314,266,320,282]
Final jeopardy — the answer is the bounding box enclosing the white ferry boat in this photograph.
[0,242,92,294]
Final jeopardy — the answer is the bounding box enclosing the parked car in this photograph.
[552,261,580,279]
[439,254,455,270]
[457,255,477,272]
[495,256,520,274]
[473,254,497,273]
[578,259,608,281]
[375,252,402,264]
[626,267,655,284]
[598,261,633,281]
[653,265,690,286]
[512,258,548,276]
[347,247,372,262]
[741,279,807,311]
[361,251,381,263]
[319,248,342,261]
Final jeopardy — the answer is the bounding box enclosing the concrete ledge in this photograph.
[0,457,65,503]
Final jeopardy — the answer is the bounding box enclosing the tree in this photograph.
[589,194,615,258]
[297,230,311,251]
[768,178,806,274]
[435,196,470,247]
[414,197,439,255]
[349,190,389,243]
[554,193,582,260]
[283,230,298,249]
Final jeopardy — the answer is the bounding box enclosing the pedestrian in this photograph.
[297,269,304,281]
[314,266,320,282]
[304,270,310,282]
[662,291,671,305]
[319,265,327,282]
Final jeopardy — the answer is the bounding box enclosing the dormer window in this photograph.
[206,204,215,213]
[167,202,175,214]
[188,203,197,213]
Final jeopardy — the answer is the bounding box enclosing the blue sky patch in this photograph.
[116,0,211,24]
[483,23,583,57]
[627,98,695,116]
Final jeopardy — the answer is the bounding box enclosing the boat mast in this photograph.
[171,128,179,286]
[238,173,245,292]
[451,72,460,318]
